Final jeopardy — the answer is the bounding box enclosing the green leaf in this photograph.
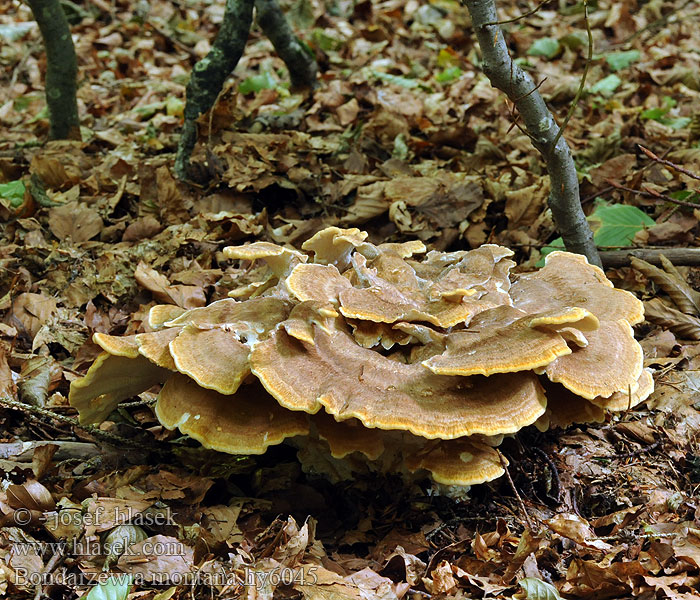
[311,28,343,52]
[641,107,668,120]
[539,201,654,265]
[0,180,26,208]
[663,116,691,130]
[590,202,655,247]
[238,71,277,94]
[372,71,421,89]
[133,101,166,118]
[519,577,563,600]
[606,50,640,72]
[590,74,621,96]
[437,48,460,68]
[435,66,463,83]
[393,133,409,160]
[559,32,588,51]
[83,576,132,600]
[527,38,561,59]
[0,22,36,42]
[670,190,700,203]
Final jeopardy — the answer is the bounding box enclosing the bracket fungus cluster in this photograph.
[70,227,652,490]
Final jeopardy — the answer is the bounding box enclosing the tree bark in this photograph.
[26,0,81,140]
[255,0,317,91]
[464,0,601,266]
[175,0,256,180]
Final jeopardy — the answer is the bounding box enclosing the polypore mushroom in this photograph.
[338,253,476,328]
[136,328,180,370]
[312,413,385,460]
[169,325,252,395]
[285,263,352,307]
[69,353,169,424]
[301,226,369,271]
[586,368,654,411]
[510,251,644,325]
[250,324,547,438]
[148,305,187,329]
[163,297,290,334]
[538,381,606,429]
[70,331,174,424]
[155,374,309,454]
[541,320,643,399]
[69,227,652,490]
[223,241,307,278]
[163,297,292,394]
[93,333,139,358]
[404,439,504,486]
[422,306,580,377]
[281,301,338,345]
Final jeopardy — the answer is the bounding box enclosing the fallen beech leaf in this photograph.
[644,298,700,340]
[546,513,613,551]
[49,202,103,242]
[10,293,57,338]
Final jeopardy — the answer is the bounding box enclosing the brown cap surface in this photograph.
[301,227,368,270]
[93,333,140,358]
[282,301,338,345]
[312,413,385,460]
[528,307,599,332]
[250,325,547,438]
[404,439,505,485]
[510,251,644,325]
[69,353,169,424]
[223,241,306,277]
[347,320,413,349]
[339,286,475,327]
[164,297,290,334]
[588,368,654,410]
[155,373,309,454]
[148,305,187,329]
[136,328,180,370]
[423,306,572,376]
[170,324,251,395]
[285,263,352,306]
[544,320,643,399]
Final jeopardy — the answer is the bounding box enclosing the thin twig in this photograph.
[593,439,662,460]
[550,0,591,153]
[607,179,700,209]
[621,0,695,45]
[145,20,197,58]
[482,0,549,26]
[498,450,534,530]
[530,447,562,504]
[639,145,700,182]
[0,396,146,449]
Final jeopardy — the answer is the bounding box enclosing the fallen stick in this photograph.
[600,248,700,267]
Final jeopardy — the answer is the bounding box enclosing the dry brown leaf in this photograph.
[644,298,700,340]
[631,256,700,315]
[117,534,194,582]
[0,343,17,402]
[48,202,103,242]
[134,262,205,309]
[546,513,613,551]
[201,504,244,544]
[10,293,57,338]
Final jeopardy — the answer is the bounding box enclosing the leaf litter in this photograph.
[1,0,700,598]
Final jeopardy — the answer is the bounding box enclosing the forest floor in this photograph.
[1,0,700,598]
